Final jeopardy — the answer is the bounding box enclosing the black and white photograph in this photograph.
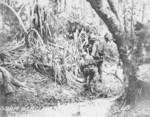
[0,0,150,117]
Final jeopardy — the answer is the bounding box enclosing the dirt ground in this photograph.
[0,60,123,117]
[107,64,150,117]
[4,62,150,117]
[10,98,114,117]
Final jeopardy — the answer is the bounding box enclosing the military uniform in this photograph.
[90,38,105,80]
[80,36,105,93]
[80,54,98,93]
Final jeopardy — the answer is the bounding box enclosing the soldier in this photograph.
[104,32,119,63]
[90,34,105,81]
[80,53,98,94]
[80,33,105,94]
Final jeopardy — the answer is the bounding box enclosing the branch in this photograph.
[87,0,124,38]
[0,66,35,93]
[87,0,130,65]
[18,4,25,15]
[26,28,64,49]
[0,2,27,33]
[107,0,120,21]
[102,70,123,85]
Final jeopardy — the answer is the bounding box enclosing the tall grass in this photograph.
[0,0,89,86]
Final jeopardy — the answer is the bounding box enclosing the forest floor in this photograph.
[5,62,150,117]
[1,64,150,117]
[107,64,150,117]
[10,98,114,117]
[0,61,123,117]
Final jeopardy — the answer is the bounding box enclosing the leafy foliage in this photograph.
[0,0,121,99]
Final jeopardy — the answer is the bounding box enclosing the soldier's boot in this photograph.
[88,71,96,94]
[97,62,103,82]
[98,74,102,82]
[92,72,102,94]
[90,81,97,95]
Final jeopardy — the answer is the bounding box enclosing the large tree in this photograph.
[87,0,149,105]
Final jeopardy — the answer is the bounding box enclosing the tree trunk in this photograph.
[87,0,138,105]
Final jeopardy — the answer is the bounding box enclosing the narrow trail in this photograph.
[12,98,114,117]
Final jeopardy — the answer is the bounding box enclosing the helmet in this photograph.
[104,33,113,41]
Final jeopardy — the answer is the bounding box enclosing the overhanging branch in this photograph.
[0,2,27,33]
[87,0,124,39]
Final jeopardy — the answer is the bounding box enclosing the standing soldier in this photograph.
[90,34,105,81]
[104,32,119,63]
[80,33,105,94]
[79,53,98,94]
